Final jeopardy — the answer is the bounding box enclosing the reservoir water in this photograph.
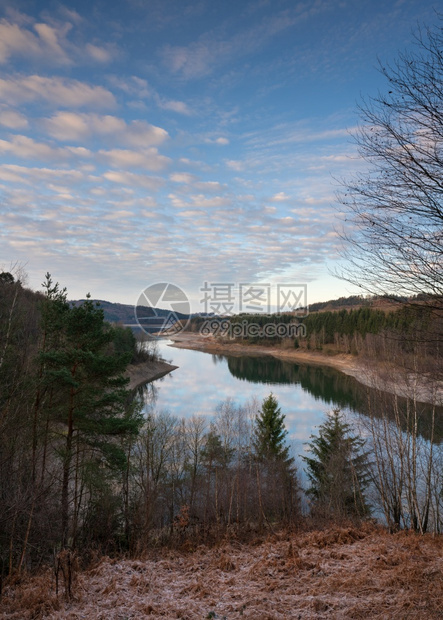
[142,340,442,524]
[145,340,369,461]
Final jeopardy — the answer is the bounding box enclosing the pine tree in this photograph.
[303,409,371,519]
[253,393,293,465]
[253,394,298,524]
[39,280,142,547]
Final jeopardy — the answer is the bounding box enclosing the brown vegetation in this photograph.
[2,522,442,619]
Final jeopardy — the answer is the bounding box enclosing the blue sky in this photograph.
[0,0,439,311]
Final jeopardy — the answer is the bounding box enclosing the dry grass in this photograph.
[2,523,443,619]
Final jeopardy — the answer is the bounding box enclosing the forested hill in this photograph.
[72,295,369,324]
[304,294,408,313]
[70,299,137,323]
[70,299,189,325]
[70,294,412,325]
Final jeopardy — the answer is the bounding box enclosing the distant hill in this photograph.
[70,299,191,332]
[70,299,139,324]
[70,294,411,326]
[306,294,408,314]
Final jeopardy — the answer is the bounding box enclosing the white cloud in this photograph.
[57,7,83,25]
[85,43,112,63]
[297,195,335,206]
[158,98,192,115]
[270,192,290,202]
[0,109,28,129]
[123,120,169,148]
[99,148,170,171]
[319,154,352,163]
[108,75,151,98]
[0,135,67,161]
[190,194,230,208]
[44,112,168,147]
[0,164,84,181]
[103,209,136,220]
[0,15,116,67]
[0,75,115,108]
[168,193,187,208]
[109,75,192,116]
[226,160,244,171]
[103,170,164,191]
[178,209,204,218]
[47,183,71,194]
[170,172,196,184]
[159,7,308,79]
[246,123,353,150]
[198,180,223,191]
[205,136,230,145]
[65,146,93,158]
[44,111,94,141]
[0,18,67,64]
[33,22,70,63]
[0,1,369,306]
[161,43,210,78]
[0,166,28,183]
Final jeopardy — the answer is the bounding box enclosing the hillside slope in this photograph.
[3,524,442,619]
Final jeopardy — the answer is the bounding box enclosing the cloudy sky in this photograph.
[0,0,439,311]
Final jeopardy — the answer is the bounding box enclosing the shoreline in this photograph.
[168,332,370,378]
[169,333,443,405]
[126,359,178,391]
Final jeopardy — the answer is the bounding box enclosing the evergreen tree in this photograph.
[39,278,143,547]
[253,394,298,524]
[253,393,293,465]
[0,271,15,285]
[303,409,371,519]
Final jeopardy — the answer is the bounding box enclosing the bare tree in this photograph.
[133,410,178,534]
[361,364,443,534]
[184,415,207,515]
[339,18,443,321]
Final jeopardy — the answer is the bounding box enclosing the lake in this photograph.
[144,339,369,462]
[141,339,442,526]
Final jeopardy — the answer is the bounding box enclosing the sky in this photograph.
[0,0,440,312]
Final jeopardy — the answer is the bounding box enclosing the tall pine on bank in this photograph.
[38,275,142,548]
[253,393,293,464]
[303,409,371,519]
[253,393,298,523]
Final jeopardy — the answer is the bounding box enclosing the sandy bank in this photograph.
[169,333,443,405]
[125,359,178,390]
[169,332,369,378]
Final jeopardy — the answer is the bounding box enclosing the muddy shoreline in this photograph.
[126,360,178,391]
[168,333,443,405]
[168,332,373,380]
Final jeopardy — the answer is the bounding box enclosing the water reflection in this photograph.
[227,355,442,443]
[227,356,365,411]
[141,342,440,448]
